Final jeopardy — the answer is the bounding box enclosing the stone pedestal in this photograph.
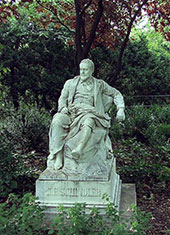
[36,158,121,218]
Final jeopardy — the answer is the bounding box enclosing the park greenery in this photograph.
[1,0,170,68]
[0,17,170,110]
[0,193,152,234]
[0,0,170,234]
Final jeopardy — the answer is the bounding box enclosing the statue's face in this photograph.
[80,62,93,82]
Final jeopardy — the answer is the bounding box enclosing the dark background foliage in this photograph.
[0,21,170,111]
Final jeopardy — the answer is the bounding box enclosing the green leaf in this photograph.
[48,229,54,234]
[10,181,18,189]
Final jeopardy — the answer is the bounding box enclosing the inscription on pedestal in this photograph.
[46,187,102,198]
[36,160,122,215]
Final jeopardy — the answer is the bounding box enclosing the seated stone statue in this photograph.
[47,59,125,178]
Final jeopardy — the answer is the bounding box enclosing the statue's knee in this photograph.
[52,113,70,126]
[82,118,94,129]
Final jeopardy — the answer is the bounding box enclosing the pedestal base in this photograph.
[36,158,121,219]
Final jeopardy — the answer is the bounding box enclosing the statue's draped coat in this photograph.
[50,76,124,177]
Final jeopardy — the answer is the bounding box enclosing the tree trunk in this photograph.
[74,0,103,69]
[109,0,149,84]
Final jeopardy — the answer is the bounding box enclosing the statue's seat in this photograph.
[62,124,113,178]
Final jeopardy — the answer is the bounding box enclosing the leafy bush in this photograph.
[0,135,37,198]
[110,105,170,185]
[110,105,170,146]
[48,198,151,234]
[0,134,18,198]
[114,138,170,184]
[0,193,151,235]
[0,18,75,110]
[115,30,170,105]
[0,104,50,199]
[1,103,51,153]
[0,193,46,235]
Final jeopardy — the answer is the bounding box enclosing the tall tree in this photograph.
[0,0,169,80]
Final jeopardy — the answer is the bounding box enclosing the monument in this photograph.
[36,59,125,217]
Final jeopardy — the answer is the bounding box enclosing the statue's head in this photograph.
[80,59,94,73]
[79,59,94,82]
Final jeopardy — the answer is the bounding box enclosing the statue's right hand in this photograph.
[60,107,69,114]
[68,104,77,113]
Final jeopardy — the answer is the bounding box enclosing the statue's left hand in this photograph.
[116,108,125,122]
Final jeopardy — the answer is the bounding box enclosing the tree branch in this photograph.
[80,0,92,16]
[80,0,92,46]
[84,0,103,56]
[36,0,75,34]
[75,0,84,65]
[110,0,149,83]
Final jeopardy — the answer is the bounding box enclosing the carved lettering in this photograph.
[46,186,101,197]
[46,187,52,196]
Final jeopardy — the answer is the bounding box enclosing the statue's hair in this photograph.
[80,59,94,73]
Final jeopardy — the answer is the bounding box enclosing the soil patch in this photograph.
[137,182,170,234]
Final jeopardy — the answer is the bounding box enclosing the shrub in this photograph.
[0,193,151,235]
[110,105,170,146]
[46,195,151,234]
[109,105,170,185]
[0,134,18,198]
[0,136,37,198]
[1,103,51,153]
[0,104,50,199]
[114,138,170,185]
[0,193,46,235]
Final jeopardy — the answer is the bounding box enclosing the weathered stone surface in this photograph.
[120,184,136,219]
[36,59,127,220]
[36,158,121,217]
[47,59,125,171]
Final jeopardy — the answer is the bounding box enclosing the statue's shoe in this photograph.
[47,158,55,168]
[48,153,55,160]
[71,149,81,159]
[54,158,63,170]
[47,153,63,170]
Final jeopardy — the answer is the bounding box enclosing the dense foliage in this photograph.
[110,105,170,185]
[0,17,170,109]
[0,104,50,198]
[0,193,151,234]
[0,18,75,110]
[0,0,170,68]
[114,29,170,104]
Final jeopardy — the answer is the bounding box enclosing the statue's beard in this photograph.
[80,75,92,82]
